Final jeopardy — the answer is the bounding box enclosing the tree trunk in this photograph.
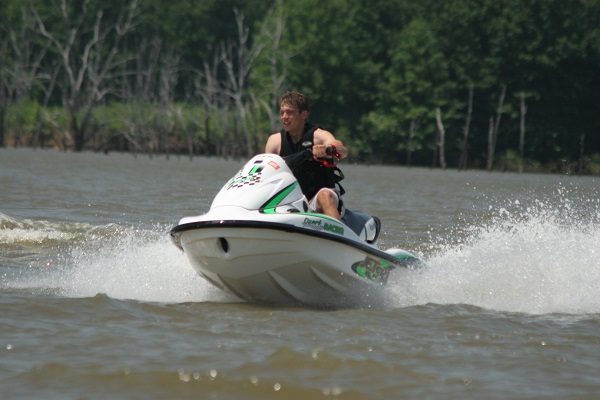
[578,132,585,175]
[0,40,5,148]
[71,111,85,151]
[266,0,287,133]
[486,116,494,171]
[458,85,473,170]
[204,113,211,157]
[518,92,527,174]
[406,118,418,166]
[486,84,506,171]
[0,105,5,148]
[435,107,447,169]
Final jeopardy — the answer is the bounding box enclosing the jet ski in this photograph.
[170,149,420,309]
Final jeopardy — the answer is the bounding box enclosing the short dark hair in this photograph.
[280,92,310,113]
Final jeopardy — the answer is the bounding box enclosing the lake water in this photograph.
[2,148,600,399]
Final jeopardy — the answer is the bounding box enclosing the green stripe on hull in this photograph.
[260,182,299,212]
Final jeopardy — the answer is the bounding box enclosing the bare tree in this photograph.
[156,49,180,157]
[194,49,226,157]
[435,107,447,169]
[578,132,585,175]
[0,7,52,147]
[34,0,138,151]
[32,61,61,148]
[406,118,419,166]
[258,0,289,133]
[486,84,506,171]
[486,115,494,170]
[0,38,8,147]
[121,37,162,156]
[221,8,267,158]
[518,92,527,174]
[191,1,288,159]
[457,85,473,170]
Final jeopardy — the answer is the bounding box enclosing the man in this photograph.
[265,92,348,220]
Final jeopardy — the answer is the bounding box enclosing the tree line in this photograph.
[1,0,599,173]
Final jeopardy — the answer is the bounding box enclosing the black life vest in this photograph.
[279,123,344,200]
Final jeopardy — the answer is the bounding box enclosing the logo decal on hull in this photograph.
[302,218,344,235]
[351,257,395,284]
[227,165,264,189]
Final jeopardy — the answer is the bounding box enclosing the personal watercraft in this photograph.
[170,150,420,308]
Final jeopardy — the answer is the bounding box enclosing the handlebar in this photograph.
[283,146,341,171]
[320,145,341,168]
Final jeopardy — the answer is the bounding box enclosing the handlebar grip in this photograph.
[319,146,340,168]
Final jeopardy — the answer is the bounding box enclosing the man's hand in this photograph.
[312,144,330,158]
[312,144,340,168]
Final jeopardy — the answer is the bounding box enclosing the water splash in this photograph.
[388,185,600,314]
[1,214,231,303]
[58,226,232,303]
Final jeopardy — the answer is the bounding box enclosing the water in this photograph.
[2,148,600,399]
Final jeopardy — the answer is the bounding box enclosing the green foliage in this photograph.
[7,99,40,129]
[1,0,599,174]
[283,0,386,131]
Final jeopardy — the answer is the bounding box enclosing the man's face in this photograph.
[280,103,307,133]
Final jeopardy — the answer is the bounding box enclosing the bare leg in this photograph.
[316,190,341,220]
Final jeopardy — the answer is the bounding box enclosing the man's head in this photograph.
[279,92,310,134]
[280,92,310,114]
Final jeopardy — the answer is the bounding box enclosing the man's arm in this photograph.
[313,128,348,159]
[264,133,281,154]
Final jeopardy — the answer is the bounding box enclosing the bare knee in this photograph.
[316,190,340,220]
[318,190,336,206]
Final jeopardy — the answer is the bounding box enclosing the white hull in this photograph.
[172,211,418,308]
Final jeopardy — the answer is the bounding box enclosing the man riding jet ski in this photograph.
[265,91,347,222]
[169,92,420,308]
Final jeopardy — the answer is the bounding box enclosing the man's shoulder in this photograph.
[265,132,282,153]
[267,132,282,141]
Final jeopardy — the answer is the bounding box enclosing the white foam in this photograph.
[387,192,600,314]
[6,221,233,304]
[60,231,231,303]
[0,213,89,244]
